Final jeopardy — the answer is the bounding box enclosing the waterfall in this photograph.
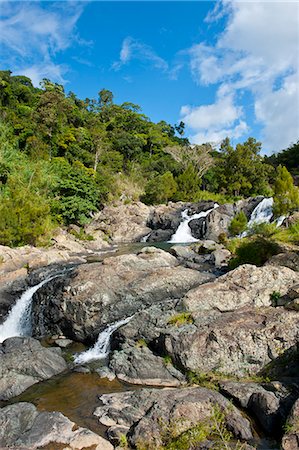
[0,276,57,343]
[141,233,150,243]
[247,197,274,228]
[241,197,285,237]
[74,316,133,365]
[169,204,218,244]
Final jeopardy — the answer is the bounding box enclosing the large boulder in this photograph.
[31,247,213,342]
[220,381,297,435]
[183,264,299,312]
[94,387,253,448]
[86,201,152,243]
[109,345,185,386]
[204,204,235,241]
[0,337,67,400]
[0,402,113,450]
[164,307,299,377]
[266,251,299,272]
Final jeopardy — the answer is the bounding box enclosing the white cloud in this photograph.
[181,91,248,145]
[181,93,241,130]
[113,36,168,72]
[0,1,86,86]
[185,1,299,153]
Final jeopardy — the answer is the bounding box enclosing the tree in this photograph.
[228,211,248,236]
[99,89,113,108]
[165,143,214,181]
[214,137,273,197]
[273,165,299,216]
[142,171,177,204]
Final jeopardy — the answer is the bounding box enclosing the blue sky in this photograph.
[1,1,299,154]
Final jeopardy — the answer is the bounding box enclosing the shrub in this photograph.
[167,312,194,327]
[0,183,53,246]
[142,171,177,204]
[229,237,281,268]
[270,291,281,307]
[228,211,248,236]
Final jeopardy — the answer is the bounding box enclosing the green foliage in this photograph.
[270,291,281,307]
[135,338,148,348]
[0,70,297,247]
[136,405,248,450]
[51,159,108,225]
[210,137,273,197]
[167,312,194,327]
[228,211,248,236]
[273,165,299,216]
[0,180,53,246]
[229,237,281,268]
[267,140,299,176]
[246,222,279,238]
[142,171,177,204]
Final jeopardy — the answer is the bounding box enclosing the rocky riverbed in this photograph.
[0,199,299,449]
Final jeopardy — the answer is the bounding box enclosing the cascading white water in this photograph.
[0,275,57,343]
[141,233,151,243]
[74,316,133,364]
[247,197,274,227]
[241,197,277,237]
[169,204,219,244]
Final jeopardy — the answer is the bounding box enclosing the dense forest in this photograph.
[0,70,298,247]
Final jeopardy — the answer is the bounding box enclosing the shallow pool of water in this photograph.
[4,371,140,436]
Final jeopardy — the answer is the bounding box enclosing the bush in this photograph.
[0,183,52,246]
[228,211,248,236]
[142,171,177,204]
[168,312,194,327]
[229,237,281,268]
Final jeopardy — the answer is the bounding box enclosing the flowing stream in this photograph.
[169,204,218,243]
[74,316,133,364]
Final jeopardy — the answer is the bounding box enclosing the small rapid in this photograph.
[169,204,218,243]
[74,316,133,364]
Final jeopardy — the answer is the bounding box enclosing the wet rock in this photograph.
[147,202,184,232]
[183,264,299,312]
[0,268,28,324]
[204,204,235,241]
[0,402,113,449]
[282,398,299,450]
[188,216,207,239]
[94,387,253,447]
[31,248,213,342]
[0,337,67,400]
[235,196,264,219]
[109,345,185,386]
[147,229,173,242]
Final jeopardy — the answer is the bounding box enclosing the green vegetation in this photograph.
[273,165,299,216]
[167,312,194,327]
[226,219,299,270]
[0,70,298,247]
[136,405,249,450]
[270,291,282,307]
[229,237,281,268]
[228,211,248,236]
